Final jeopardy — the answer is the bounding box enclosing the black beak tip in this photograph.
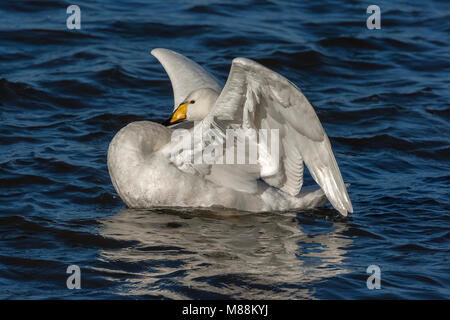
[162,117,172,126]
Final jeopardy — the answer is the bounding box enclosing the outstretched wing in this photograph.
[201,58,353,216]
[151,48,222,111]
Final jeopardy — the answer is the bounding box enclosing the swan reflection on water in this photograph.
[97,208,353,299]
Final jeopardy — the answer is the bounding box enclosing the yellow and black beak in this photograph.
[165,102,188,126]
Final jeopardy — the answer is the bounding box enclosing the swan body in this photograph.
[107,49,353,216]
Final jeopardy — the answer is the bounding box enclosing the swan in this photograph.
[107,48,353,216]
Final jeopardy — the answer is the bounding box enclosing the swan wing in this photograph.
[200,58,353,216]
[151,48,222,111]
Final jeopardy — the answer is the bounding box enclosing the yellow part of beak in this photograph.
[170,103,188,123]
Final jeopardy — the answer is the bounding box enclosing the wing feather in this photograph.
[201,58,353,215]
[151,48,222,110]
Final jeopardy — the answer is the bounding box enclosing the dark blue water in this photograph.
[1,0,449,299]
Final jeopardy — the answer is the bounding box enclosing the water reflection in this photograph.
[98,208,353,299]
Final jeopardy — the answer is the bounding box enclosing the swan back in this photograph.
[107,121,171,207]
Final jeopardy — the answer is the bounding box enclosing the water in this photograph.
[0,0,449,299]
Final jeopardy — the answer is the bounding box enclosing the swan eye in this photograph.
[190,100,196,104]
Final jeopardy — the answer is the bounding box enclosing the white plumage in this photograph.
[107,48,353,216]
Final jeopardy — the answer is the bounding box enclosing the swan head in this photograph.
[168,88,219,124]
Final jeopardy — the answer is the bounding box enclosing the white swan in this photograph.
[107,48,353,216]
